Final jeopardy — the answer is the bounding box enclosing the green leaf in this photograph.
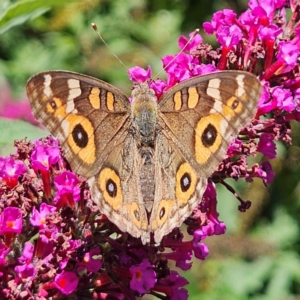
[0,0,79,34]
[0,117,47,156]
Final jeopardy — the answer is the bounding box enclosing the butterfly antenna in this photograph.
[152,28,200,81]
[92,23,141,84]
[91,23,130,72]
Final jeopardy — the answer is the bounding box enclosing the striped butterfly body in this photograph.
[26,70,262,244]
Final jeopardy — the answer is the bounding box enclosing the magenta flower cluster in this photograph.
[1,0,300,298]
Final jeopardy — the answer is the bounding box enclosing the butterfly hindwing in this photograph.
[88,133,149,243]
[149,133,207,243]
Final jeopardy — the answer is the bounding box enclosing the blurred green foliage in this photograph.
[1,0,300,299]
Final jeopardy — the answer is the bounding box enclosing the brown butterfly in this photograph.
[26,70,262,244]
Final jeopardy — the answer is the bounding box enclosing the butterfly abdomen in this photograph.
[139,146,156,212]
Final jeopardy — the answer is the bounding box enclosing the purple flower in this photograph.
[0,157,27,188]
[130,259,157,293]
[192,232,210,260]
[80,248,102,273]
[276,41,299,71]
[36,231,57,259]
[30,143,61,199]
[257,82,276,115]
[227,138,243,156]
[193,64,218,76]
[162,53,193,86]
[239,9,258,27]
[257,133,277,159]
[154,271,189,300]
[249,0,287,26]
[195,183,226,245]
[54,271,79,295]
[203,9,237,34]
[0,207,23,234]
[260,161,276,184]
[178,31,203,52]
[163,248,192,271]
[258,84,296,115]
[127,66,152,83]
[272,86,295,112]
[18,242,34,264]
[258,24,283,41]
[15,263,37,281]
[30,145,61,171]
[0,241,10,267]
[216,25,243,48]
[150,78,167,98]
[30,203,57,227]
[53,171,81,208]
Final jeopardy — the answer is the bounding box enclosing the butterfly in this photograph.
[26,70,262,244]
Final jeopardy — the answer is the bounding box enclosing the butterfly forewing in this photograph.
[26,71,131,177]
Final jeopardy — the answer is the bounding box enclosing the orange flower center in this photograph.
[135,270,142,281]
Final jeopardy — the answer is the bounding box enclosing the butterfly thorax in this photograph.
[131,83,158,210]
[131,83,158,147]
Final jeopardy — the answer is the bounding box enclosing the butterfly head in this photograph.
[131,82,156,100]
[131,82,157,118]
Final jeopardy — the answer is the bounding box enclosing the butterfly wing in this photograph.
[149,133,207,243]
[27,71,149,241]
[26,71,131,178]
[158,71,262,178]
[149,71,262,242]
[88,133,149,242]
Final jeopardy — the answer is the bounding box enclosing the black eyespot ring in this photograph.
[106,179,117,197]
[159,207,166,219]
[50,100,57,109]
[180,172,191,192]
[72,124,88,148]
[134,209,140,221]
[201,123,217,147]
[232,99,239,109]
